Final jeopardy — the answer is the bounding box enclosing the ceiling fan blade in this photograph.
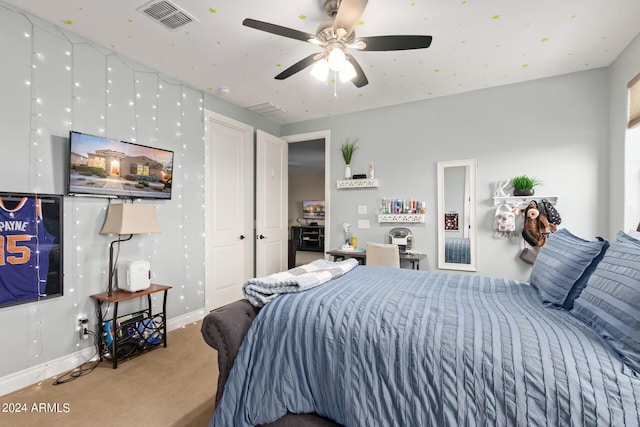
[333,0,368,36]
[243,18,315,43]
[358,35,433,51]
[275,54,319,80]
[346,54,368,88]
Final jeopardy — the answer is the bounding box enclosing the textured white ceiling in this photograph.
[4,0,639,124]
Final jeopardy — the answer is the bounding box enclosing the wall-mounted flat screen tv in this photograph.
[68,131,174,199]
[302,200,325,220]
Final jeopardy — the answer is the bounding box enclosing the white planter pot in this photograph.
[344,164,352,179]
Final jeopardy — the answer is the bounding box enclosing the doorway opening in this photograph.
[286,132,330,268]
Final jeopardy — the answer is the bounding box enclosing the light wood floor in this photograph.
[0,321,218,427]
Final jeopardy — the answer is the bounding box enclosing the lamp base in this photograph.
[107,234,133,296]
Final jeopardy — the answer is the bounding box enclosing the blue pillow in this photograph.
[616,230,640,245]
[571,231,640,373]
[529,229,608,309]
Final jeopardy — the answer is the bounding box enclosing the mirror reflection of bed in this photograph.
[444,237,471,264]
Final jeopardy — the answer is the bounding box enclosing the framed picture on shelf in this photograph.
[444,213,459,231]
[0,191,63,307]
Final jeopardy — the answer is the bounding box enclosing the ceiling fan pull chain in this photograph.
[334,72,338,97]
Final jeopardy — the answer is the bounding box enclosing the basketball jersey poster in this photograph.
[0,192,63,307]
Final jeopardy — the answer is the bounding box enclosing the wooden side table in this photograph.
[90,284,171,369]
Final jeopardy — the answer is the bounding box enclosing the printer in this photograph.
[389,227,413,253]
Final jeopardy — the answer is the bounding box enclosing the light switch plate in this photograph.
[358,205,367,215]
[358,219,370,229]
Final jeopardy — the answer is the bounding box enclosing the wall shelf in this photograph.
[337,179,379,189]
[377,214,425,223]
[492,196,558,206]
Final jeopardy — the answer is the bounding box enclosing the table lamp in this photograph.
[342,222,352,241]
[100,203,161,296]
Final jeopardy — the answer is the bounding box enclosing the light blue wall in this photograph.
[283,68,611,280]
[0,4,277,380]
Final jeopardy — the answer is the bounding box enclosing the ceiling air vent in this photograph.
[137,0,198,31]
[247,102,288,118]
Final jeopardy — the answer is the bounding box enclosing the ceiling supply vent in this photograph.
[247,101,288,118]
[137,0,198,31]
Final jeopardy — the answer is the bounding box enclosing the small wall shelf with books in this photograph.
[378,198,426,222]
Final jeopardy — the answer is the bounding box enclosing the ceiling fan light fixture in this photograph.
[311,58,330,82]
[348,39,367,50]
[339,60,357,82]
[327,46,347,72]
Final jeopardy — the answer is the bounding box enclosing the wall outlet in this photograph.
[78,318,89,340]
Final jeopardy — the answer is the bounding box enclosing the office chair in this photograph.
[365,242,400,268]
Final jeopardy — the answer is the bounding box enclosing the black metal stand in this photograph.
[91,284,171,369]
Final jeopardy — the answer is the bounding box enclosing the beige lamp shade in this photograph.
[100,203,162,235]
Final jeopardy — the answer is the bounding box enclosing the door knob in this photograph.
[258,234,266,239]
[239,235,245,240]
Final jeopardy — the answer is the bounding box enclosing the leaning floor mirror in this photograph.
[437,159,478,271]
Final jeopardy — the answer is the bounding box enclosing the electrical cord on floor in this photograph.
[52,330,100,385]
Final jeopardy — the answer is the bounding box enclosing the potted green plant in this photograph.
[340,138,358,179]
[511,175,542,196]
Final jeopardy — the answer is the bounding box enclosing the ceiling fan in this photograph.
[242,0,433,88]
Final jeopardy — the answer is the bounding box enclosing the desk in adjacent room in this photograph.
[327,249,426,270]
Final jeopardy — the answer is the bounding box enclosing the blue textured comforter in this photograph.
[211,266,640,426]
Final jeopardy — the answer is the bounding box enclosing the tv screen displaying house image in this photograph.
[302,200,325,220]
[68,131,174,199]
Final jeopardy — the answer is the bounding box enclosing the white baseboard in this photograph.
[0,309,206,397]
[166,308,208,331]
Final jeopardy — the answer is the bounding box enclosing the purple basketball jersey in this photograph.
[0,197,55,305]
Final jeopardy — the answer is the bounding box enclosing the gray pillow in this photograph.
[529,229,608,309]
[571,231,640,373]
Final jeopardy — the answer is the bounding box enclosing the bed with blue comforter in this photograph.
[207,259,640,426]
